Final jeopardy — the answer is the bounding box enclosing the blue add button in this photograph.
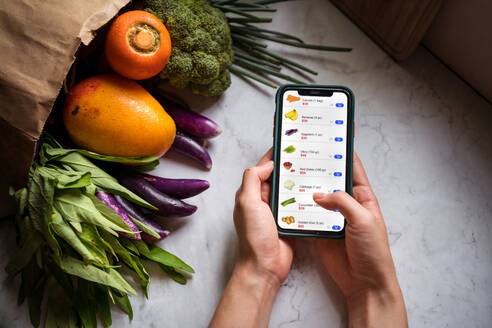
[333,189,341,193]
[334,154,343,159]
[336,103,344,107]
[333,210,339,212]
[334,137,343,142]
[335,120,344,124]
[334,172,342,177]
[332,225,341,230]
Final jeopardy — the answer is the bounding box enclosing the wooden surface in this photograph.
[331,0,442,60]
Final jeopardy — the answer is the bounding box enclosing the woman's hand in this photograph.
[313,153,407,327]
[210,149,294,328]
[233,148,294,285]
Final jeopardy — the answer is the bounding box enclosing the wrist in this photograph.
[233,260,282,294]
[209,261,280,327]
[346,285,407,328]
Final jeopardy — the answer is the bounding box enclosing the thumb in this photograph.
[313,191,371,226]
[241,161,274,197]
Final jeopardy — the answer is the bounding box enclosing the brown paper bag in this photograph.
[0,0,130,216]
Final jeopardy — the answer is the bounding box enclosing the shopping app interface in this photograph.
[277,90,347,232]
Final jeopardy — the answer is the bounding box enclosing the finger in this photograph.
[257,148,273,166]
[241,161,274,197]
[353,152,371,187]
[352,153,381,215]
[260,182,271,203]
[313,191,371,226]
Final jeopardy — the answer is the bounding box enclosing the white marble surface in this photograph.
[1,0,492,327]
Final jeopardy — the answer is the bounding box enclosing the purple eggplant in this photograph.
[140,173,210,199]
[285,128,298,136]
[160,99,222,139]
[172,131,212,169]
[119,176,197,217]
[114,195,170,242]
[96,191,141,239]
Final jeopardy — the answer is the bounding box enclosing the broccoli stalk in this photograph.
[135,0,234,97]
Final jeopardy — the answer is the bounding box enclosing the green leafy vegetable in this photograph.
[50,151,157,210]
[44,147,159,165]
[54,256,137,295]
[94,287,112,327]
[113,292,134,320]
[159,264,188,285]
[146,245,195,274]
[55,189,133,237]
[8,139,195,327]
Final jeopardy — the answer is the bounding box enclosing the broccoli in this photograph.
[136,0,233,96]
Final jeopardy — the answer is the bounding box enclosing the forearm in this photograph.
[346,284,407,328]
[209,261,280,328]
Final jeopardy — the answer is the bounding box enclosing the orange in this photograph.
[105,10,172,80]
[63,74,176,158]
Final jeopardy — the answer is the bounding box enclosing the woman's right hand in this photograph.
[313,153,407,327]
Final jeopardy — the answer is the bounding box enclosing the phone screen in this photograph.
[274,88,351,234]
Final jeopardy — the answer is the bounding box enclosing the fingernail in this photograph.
[313,192,326,201]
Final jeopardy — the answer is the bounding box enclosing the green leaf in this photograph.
[131,216,160,239]
[13,187,28,220]
[44,147,159,165]
[45,279,78,328]
[78,224,116,257]
[69,221,82,233]
[120,238,141,255]
[17,276,25,305]
[51,209,106,266]
[52,152,156,210]
[85,193,139,238]
[20,260,46,327]
[159,264,187,285]
[5,229,43,277]
[144,245,195,273]
[128,255,150,297]
[73,280,97,328]
[102,232,150,296]
[131,239,150,256]
[113,292,133,320]
[55,189,133,236]
[128,159,160,172]
[27,166,60,255]
[54,255,137,295]
[38,166,91,189]
[45,260,75,298]
[94,286,112,327]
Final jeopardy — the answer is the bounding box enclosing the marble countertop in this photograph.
[1,0,492,327]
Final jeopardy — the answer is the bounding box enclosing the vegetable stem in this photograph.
[227,17,272,23]
[249,46,319,75]
[214,5,268,20]
[227,7,276,12]
[230,65,277,88]
[230,25,304,43]
[235,57,305,84]
[236,28,352,51]
[231,33,268,48]
[233,51,281,71]
[234,43,282,64]
[255,0,293,4]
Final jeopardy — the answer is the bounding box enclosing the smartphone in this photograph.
[271,84,354,238]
